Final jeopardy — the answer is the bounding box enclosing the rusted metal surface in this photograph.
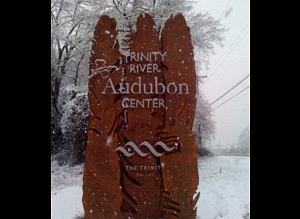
[120,13,164,219]
[82,14,123,218]
[159,13,200,219]
[83,12,199,219]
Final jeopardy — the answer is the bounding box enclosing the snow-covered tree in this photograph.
[237,127,250,155]
[51,0,108,114]
[54,85,89,165]
[193,92,216,148]
[51,0,107,164]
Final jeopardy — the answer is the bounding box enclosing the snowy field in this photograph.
[51,156,249,219]
[196,156,249,219]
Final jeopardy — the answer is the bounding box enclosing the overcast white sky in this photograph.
[193,0,250,146]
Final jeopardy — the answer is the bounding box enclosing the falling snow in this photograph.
[106,135,113,147]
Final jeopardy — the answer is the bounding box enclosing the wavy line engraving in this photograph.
[115,141,175,157]
[115,147,135,157]
[125,142,149,157]
[154,141,175,152]
[140,141,164,157]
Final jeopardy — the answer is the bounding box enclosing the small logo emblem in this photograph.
[115,141,175,157]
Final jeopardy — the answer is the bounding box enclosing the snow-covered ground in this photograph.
[51,156,249,219]
[196,156,249,219]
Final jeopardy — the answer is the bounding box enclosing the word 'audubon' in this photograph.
[101,76,189,95]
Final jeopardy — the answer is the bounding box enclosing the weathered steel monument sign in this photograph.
[83,12,200,218]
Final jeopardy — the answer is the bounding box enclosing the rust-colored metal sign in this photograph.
[82,12,200,219]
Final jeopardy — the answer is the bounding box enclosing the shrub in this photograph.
[198,146,213,157]
[54,85,89,166]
